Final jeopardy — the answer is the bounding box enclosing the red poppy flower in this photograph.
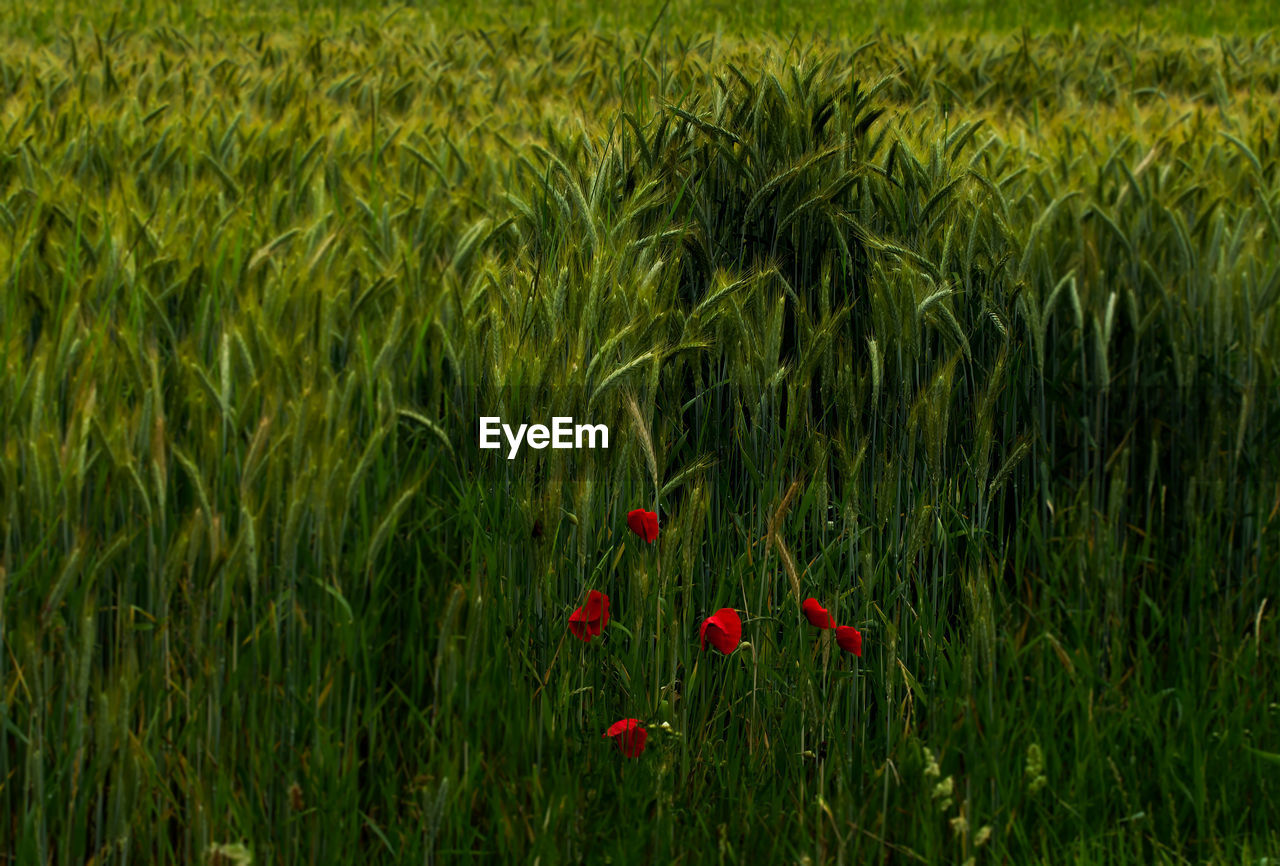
[835,625,863,656]
[626,508,660,543]
[802,597,835,629]
[568,590,610,642]
[699,607,742,654]
[603,718,647,757]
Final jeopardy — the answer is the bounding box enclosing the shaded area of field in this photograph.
[1,12,1279,864]
[4,0,1280,40]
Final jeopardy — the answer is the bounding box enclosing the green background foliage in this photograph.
[1,1,1278,862]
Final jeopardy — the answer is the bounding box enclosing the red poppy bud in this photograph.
[626,508,660,543]
[835,625,863,656]
[603,718,647,757]
[568,590,610,642]
[801,597,835,629]
[699,607,742,654]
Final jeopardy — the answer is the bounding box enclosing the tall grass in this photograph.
[4,0,1280,42]
[0,12,1278,864]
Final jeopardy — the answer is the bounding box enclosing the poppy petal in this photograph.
[710,628,735,654]
[584,590,610,632]
[568,606,592,642]
[835,625,863,656]
[570,591,611,641]
[627,508,660,543]
[626,726,647,757]
[802,597,835,629]
[603,718,647,757]
[700,608,741,654]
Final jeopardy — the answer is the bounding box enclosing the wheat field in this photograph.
[1,1,1278,863]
